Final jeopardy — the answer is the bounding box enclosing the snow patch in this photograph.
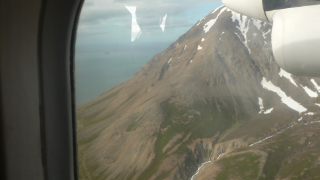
[201,38,205,42]
[253,20,262,30]
[196,17,206,26]
[230,11,251,53]
[263,28,271,39]
[167,58,172,63]
[298,117,303,121]
[315,103,320,107]
[197,45,202,50]
[184,45,187,50]
[211,5,223,14]
[258,97,264,114]
[203,7,227,33]
[310,121,320,124]
[257,97,273,114]
[300,85,318,98]
[264,108,274,114]
[311,79,320,93]
[304,121,320,125]
[190,60,193,63]
[279,69,298,87]
[305,112,315,116]
[261,77,307,114]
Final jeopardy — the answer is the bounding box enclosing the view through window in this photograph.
[76,0,221,106]
[76,0,320,180]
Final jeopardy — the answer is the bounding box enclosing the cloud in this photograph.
[79,0,221,26]
[77,0,222,44]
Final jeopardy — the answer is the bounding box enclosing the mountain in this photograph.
[77,6,320,180]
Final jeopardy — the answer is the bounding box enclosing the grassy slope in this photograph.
[137,97,249,180]
[216,153,261,180]
[213,122,320,180]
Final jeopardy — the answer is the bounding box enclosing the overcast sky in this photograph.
[75,0,223,105]
[76,0,222,47]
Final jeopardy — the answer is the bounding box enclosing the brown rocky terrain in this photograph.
[77,6,320,180]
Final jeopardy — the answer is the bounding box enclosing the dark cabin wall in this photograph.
[1,0,83,179]
[0,0,44,179]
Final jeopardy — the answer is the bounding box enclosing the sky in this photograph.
[76,0,222,46]
[75,0,223,105]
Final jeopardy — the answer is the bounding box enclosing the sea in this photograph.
[75,42,170,106]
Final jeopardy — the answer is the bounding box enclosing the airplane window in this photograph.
[76,0,320,180]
